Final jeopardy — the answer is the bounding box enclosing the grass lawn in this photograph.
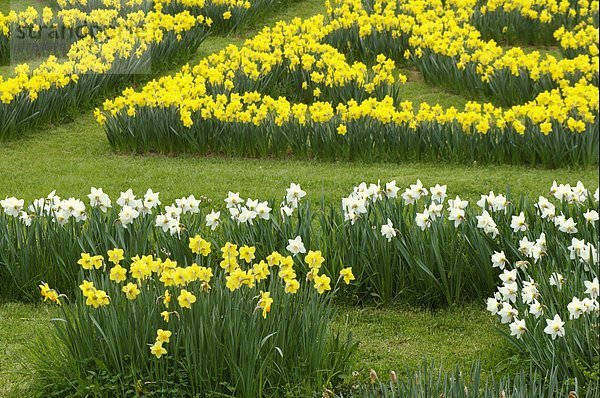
[0,302,510,398]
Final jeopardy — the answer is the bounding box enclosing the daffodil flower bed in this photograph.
[97,0,599,166]
[35,243,356,397]
[1,181,597,308]
[471,0,599,46]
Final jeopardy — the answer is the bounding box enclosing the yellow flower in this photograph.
[91,255,104,269]
[189,235,211,256]
[339,267,355,285]
[79,280,96,296]
[304,250,325,270]
[122,282,141,300]
[163,290,171,307]
[150,341,167,359]
[156,329,172,343]
[223,10,232,20]
[77,253,94,270]
[86,289,110,308]
[198,266,213,282]
[161,310,170,322]
[314,274,331,294]
[109,264,127,283]
[178,289,196,309]
[337,124,347,136]
[257,290,273,318]
[239,245,256,263]
[285,279,300,294]
[107,248,124,264]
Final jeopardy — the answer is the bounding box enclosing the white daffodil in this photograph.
[584,278,599,299]
[380,219,396,242]
[543,314,565,340]
[286,236,306,256]
[205,210,220,231]
[510,211,527,232]
[430,184,447,203]
[491,251,507,270]
[1,197,24,217]
[509,319,527,339]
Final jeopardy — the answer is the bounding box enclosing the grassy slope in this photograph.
[0,0,597,396]
[0,302,507,398]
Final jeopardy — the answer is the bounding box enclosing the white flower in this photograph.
[476,210,499,238]
[517,236,533,257]
[582,298,599,312]
[286,183,306,206]
[557,217,578,234]
[367,183,383,202]
[238,207,257,224]
[155,214,171,232]
[286,236,306,256]
[168,218,181,236]
[19,211,33,226]
[498,302,518,324]
[117,189,136,208]
[572,181,588,203]
[256,201,272,220]
[88,187,112,212]
[535,196,556,220]
[567,297,585,320]
[415,209,431,230]
[529,300,543,318]
[448,196,468,211]
[401,189,416,205]
[246,199,259,211]
[477,192,507,212]
[543,314,565,340]
[521,280,538,304]
[280,205,294,218]
[342,196,367,216]
[568,238,586,260]
[584,278,599,299]
[1,197,24,217]
[118,205,139,228]
[510,211,527,232]
[549,273,565,290]
[579,243,598,266]
[486,295,502,315]
[380,219,396,242]
[430,184,447,203]
[499,269,517,285]
[583,209,599,225]
[491,251,507,270]
[143,189,161,210]
[427,203,443,219]
[410,179,428,198]
[509,319,527,339]
[384,180,400,198]
[447,207,465,227]
[164,205,182,220]
[224,192,243,208]
[594,188,599,203]
[205,210,220,231]
[177,195,200,214]
[498,282,518,303]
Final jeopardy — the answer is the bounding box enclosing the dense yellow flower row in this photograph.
[98,1,598,136]
[479,0,598,21]
[554,22,600,55]
[327,0,599,86]
[0,9,208,104]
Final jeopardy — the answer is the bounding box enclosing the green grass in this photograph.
[0,302,508,398]
[0,303,55,398]
[0,112,597,205]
